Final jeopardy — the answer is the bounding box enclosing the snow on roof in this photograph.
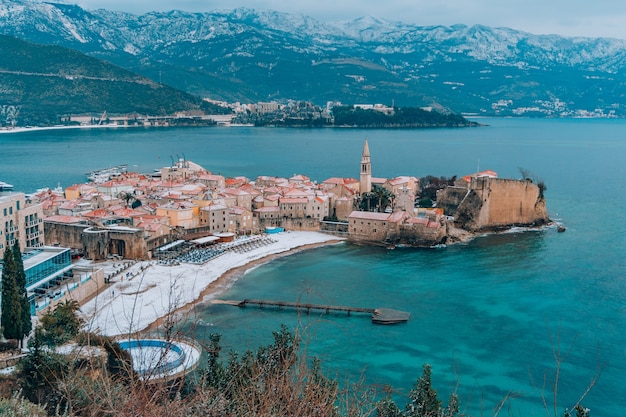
[229,206,248,215]
[348,211,391,221]
[280,197,309,204]
[202,204,228,211]
[254,206,280,212]
[44,215,84,224]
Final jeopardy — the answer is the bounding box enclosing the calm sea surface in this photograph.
[1,119,625,415]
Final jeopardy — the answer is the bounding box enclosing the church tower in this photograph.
[360,139,372,194]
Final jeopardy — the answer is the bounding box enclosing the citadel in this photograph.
[3,140,550,260]
[1,141,549,315]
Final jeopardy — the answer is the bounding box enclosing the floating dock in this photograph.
[212,299,410,324]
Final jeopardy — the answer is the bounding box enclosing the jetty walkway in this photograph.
[212,299,410,324]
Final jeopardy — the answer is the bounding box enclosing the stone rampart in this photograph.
[81,227,148,260]
[390,222,447,246]
[455,177,549,231]
[271,217,321,232]
[436,186,469,215]
[44,222,89,249]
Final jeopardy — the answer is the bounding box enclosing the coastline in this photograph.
[79,231,343,337]
[0,124,127,134]
[141,238,342,335]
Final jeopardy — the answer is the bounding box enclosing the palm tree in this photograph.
[118,191,135,208]
[373,185,395,212]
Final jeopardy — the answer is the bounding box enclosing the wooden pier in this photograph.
[212,299,410,324]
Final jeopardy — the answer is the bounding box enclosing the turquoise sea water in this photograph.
[1,119,625,415]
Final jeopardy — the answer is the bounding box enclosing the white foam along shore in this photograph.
[79,231,342,337]
[0,124,125,134]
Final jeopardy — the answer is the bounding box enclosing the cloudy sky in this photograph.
[75,0,626,39]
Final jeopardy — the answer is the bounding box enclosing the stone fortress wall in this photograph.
[453,177,548,231]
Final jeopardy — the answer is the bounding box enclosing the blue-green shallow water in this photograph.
[1,118,625,415]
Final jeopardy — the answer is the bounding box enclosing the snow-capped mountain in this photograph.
[2,0,626,116]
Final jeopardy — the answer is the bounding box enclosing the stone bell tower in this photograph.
[360,139,372,194]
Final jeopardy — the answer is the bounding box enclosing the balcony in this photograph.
[26,218,42,227]
[27,231,42,239]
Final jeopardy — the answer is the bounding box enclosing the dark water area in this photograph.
[2,118,625,415]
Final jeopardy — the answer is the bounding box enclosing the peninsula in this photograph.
[1,140,550,335]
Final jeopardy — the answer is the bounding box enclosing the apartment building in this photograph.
[0,192,44,252]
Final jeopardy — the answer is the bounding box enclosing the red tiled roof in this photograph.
[280,197,308,204]
[44,215,83,224]
[461,170,498,183]
[323,177,359,185]
[254,206,280,213]
[348,211,391,221]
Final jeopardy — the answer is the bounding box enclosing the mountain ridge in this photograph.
[1,1,626,116]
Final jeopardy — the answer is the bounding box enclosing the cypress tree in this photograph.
[12,243,32,342]
[1,247,22,341]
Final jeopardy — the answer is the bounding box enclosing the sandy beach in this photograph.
[79,231,343,337]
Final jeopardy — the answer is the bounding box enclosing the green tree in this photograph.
[376,391,403,417]
[406,364,442,417]
[1,247,22,341]
[13,243,32,344]
[359,185,395,212]
[19,327,67,408]
[39,300,83,347]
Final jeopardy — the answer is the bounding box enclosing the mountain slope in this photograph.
[0,34,221,125]
[1,1,626,116]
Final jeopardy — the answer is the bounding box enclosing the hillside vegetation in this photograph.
[0,35,226,126]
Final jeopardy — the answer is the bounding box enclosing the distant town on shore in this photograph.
[1,101,480,130]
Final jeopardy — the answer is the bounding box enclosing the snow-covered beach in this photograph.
[79,231,342,337]
[0,124,126,134]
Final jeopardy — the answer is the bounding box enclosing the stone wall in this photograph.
[436,186,469,216]
[389,222,447,247]
[349,217,398,243]
[259,217,320,232]
[44,222,89,249]
[455,177,549,231]
[320,221,349,236]
[81,227,148,260]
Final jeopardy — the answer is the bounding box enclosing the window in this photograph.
[16,201,20,210]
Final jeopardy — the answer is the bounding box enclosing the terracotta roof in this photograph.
[44,215,84,224]
[159,201,196,210]
[348,211,391,221]
[229,206,248,215]
[202,204,228,211]
[323,177,354,185]
[138,222,168,232]
[83,209,109,218]
[223,188,250,196]
[461,170,498,183]
[348,210,405,223]
[254,206,280,213]
[280,197,309,204]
